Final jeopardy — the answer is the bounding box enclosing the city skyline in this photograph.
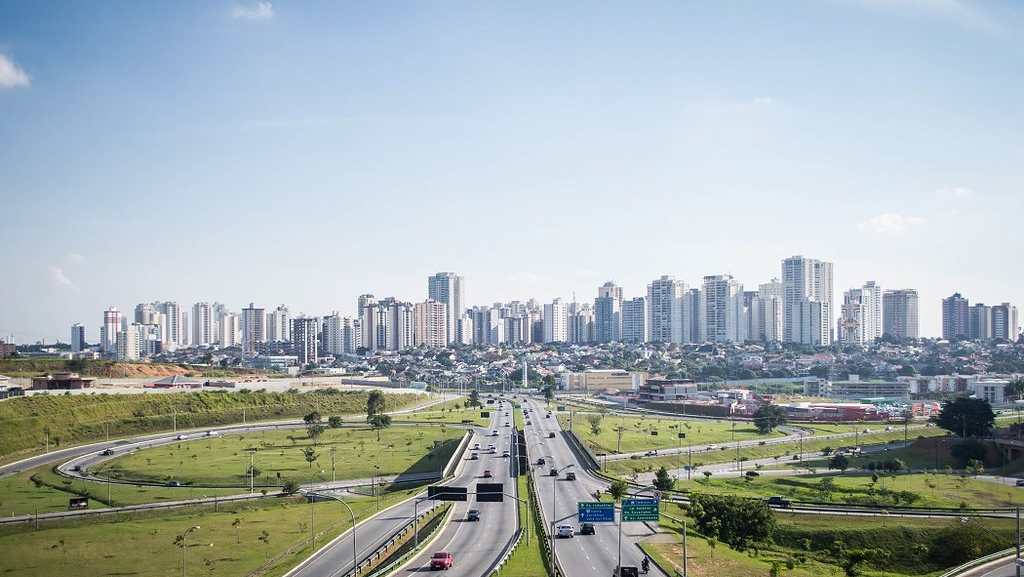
[2,1,1022,343]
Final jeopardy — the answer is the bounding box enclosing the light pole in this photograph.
[373,464,381,511]
[309,490,359,576]
[550,464,575,576]
[619,485,658,574]
[181,525,200,577]
[310,470,323,549]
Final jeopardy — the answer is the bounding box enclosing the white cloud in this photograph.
[232,2,274,20]
[0,54,30,88]
[857,213,927,235]
[936,187,975,198]
[750,97,774,106]
[49,266,79,292]
[68,252,85,263]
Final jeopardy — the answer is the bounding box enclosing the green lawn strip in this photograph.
[93,426,460,487]
[672,471,1024,509]
[0,487,424,577]
[562,414,788,455]
[494,475,547,577]
[599,428,948,477]
[390,397,489,427]
[0,390,428,462]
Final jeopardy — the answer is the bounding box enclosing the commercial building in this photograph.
[31,373,95,390]
[637,378,698,402]
[561,369,647,392]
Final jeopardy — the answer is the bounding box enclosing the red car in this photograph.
[483,469,493,478]
[430,551,454,570]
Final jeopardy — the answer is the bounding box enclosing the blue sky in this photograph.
[1,0,1022,343]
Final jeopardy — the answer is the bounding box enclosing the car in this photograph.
[550,468,558,476]
[467,509,481,521]
[470,452,479,460]
[707,444,718,450]
[429,551,454,570]
[548,432,556,438]
[473,443,481,450]
[546,413,552,418]
[1016,479,1024,487]
[580,522,596,535]
[483,470,493,478]
[176,434,188,441]
[205,431,219,437]
[101,449,115,456]
[763,496,791,507]
[557,524,575,538]
[492,430,499,437]
[165,480,181,487]
[505,412,510,417]
[526,421,532,425]
[70,465,81,472]
[644,450,658,456]
[565,471,576,481]
[502,450,510,458]
[536,457,546,466]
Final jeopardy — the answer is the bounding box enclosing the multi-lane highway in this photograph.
[522,398,659,577]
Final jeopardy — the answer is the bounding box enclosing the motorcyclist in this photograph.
[641,556,650,574]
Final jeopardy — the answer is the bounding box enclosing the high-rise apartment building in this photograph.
[116,323,140,361]
[647,276,686,343]
[681,288,701,343]
[71,324,86,353]
[750,279,783,342]
[621,297,647,343]
[782,256,834,345]
[156,301,183,350]
[241,303,266,353]
[568,302,594,344]
[594,281,623,343]
[991,303,1019,342]
[543,298,569,343]
[219,312,241,348]
[838,282,881,345]
[266,304,291,342]
[700,275,746,343]
[882,289,919,339]
[413,300,448,348]
[101,307,122,354]
[291,317,319,366]
[969,303,991,340]
[191,302,215,347]
[323,313,346,355]
[428,272,464,345]
[941,293,970,340]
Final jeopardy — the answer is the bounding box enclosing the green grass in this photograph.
[0,390,428,462]
[672,471,1024,509]
[561,414,787,455]
[93,426,460,487]
[390,397,489,427]
[494,475,547,577]
[0,486,426,577]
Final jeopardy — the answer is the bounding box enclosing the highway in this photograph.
[523,398,660,577]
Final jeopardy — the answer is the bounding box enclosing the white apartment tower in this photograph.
[241,303,266,353]
[291,317,319,366]
[101,307,122,354]
[782,256,834,346]
[219,312,241,348]
[413,299,449,348]
[700,275,746,343]
[191,302,215,347]
[543,298,569,343]
[621,297,647,343]
[323,313,346,355]
[266,304,292,342]
[116,323,141,361]
[647,276,686,343]
[156,301,183,350]
[71,324,86,353]
[882,289,920,339]
[428,272,464,345]
[750,279,783,342]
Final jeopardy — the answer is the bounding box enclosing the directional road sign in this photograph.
[578,501,615,523]
[621,498,660,522]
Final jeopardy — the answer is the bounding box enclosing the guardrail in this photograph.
[362,503,451,577]
[488,449,525,576]
[564,430,601,471]
[938,547,1017,577]
[443,431,473,478]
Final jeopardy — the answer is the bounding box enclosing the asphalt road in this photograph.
[524,398,661,577]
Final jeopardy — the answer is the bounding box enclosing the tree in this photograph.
[587,414,603,436]
[302,447,319,468]
[327,416,344,428]
[752,405,788,434]
[306,423,325,443]
[232,518,243,544]
[609,479,628,502]
[543,384,555,403]
[467,389,481,408]
[949,438,988,468]
[366,390,392,441]
[688,493,776,550]
[282,480,301,494]
[935,397,995,437]
[965,458,985,477]
[816,476,835,501]
[258,531,270,558]
[653,466,675,492]
[841,548,890,576]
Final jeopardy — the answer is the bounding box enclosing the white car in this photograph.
[177,434,188,441]
[557,524,575,538]
[707,444,717,450]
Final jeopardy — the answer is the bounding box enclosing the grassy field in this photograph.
[93,426,460,487]
[643,506,1016,577]
[0,390,428,462]
[599,428,948,477]
[493,475,546,577]
[390,397,490,427]
[560,414,788,455]
[671,471,1024,509]
[0,485,426,577]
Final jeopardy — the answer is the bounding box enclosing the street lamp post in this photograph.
[309,490,359,576]
[181,525,200,577]
[619,485,658,574]
[310,470,323,549]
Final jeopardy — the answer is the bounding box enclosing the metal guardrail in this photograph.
[362,504,451,577]
[938,547,1017,577]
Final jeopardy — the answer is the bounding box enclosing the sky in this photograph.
[1,0,1022,344]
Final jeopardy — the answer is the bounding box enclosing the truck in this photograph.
[763,496,792,507]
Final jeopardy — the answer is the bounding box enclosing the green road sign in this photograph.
[578,501,615,522]
[621,498,660,522]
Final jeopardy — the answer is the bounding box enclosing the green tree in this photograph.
[232,518,243,544]
[816,476,836,501]
[306,423,325,443]
[842,548,890,576]
[935,397,995,437]
[258,531,270,558]
[965,459,985,477]
[828,453,850,473]
[609,479,628,502]
[366,390,392,441]
[950,438,988,468]
[752,405,788,434]
[587,414,603,436]
[327,416,344,428]
[467,389,481,408]
[688,494,776,550]
[302,447,319,468]
[543,384,555,403]
[653,466,675,492]
[282,480,300,494]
